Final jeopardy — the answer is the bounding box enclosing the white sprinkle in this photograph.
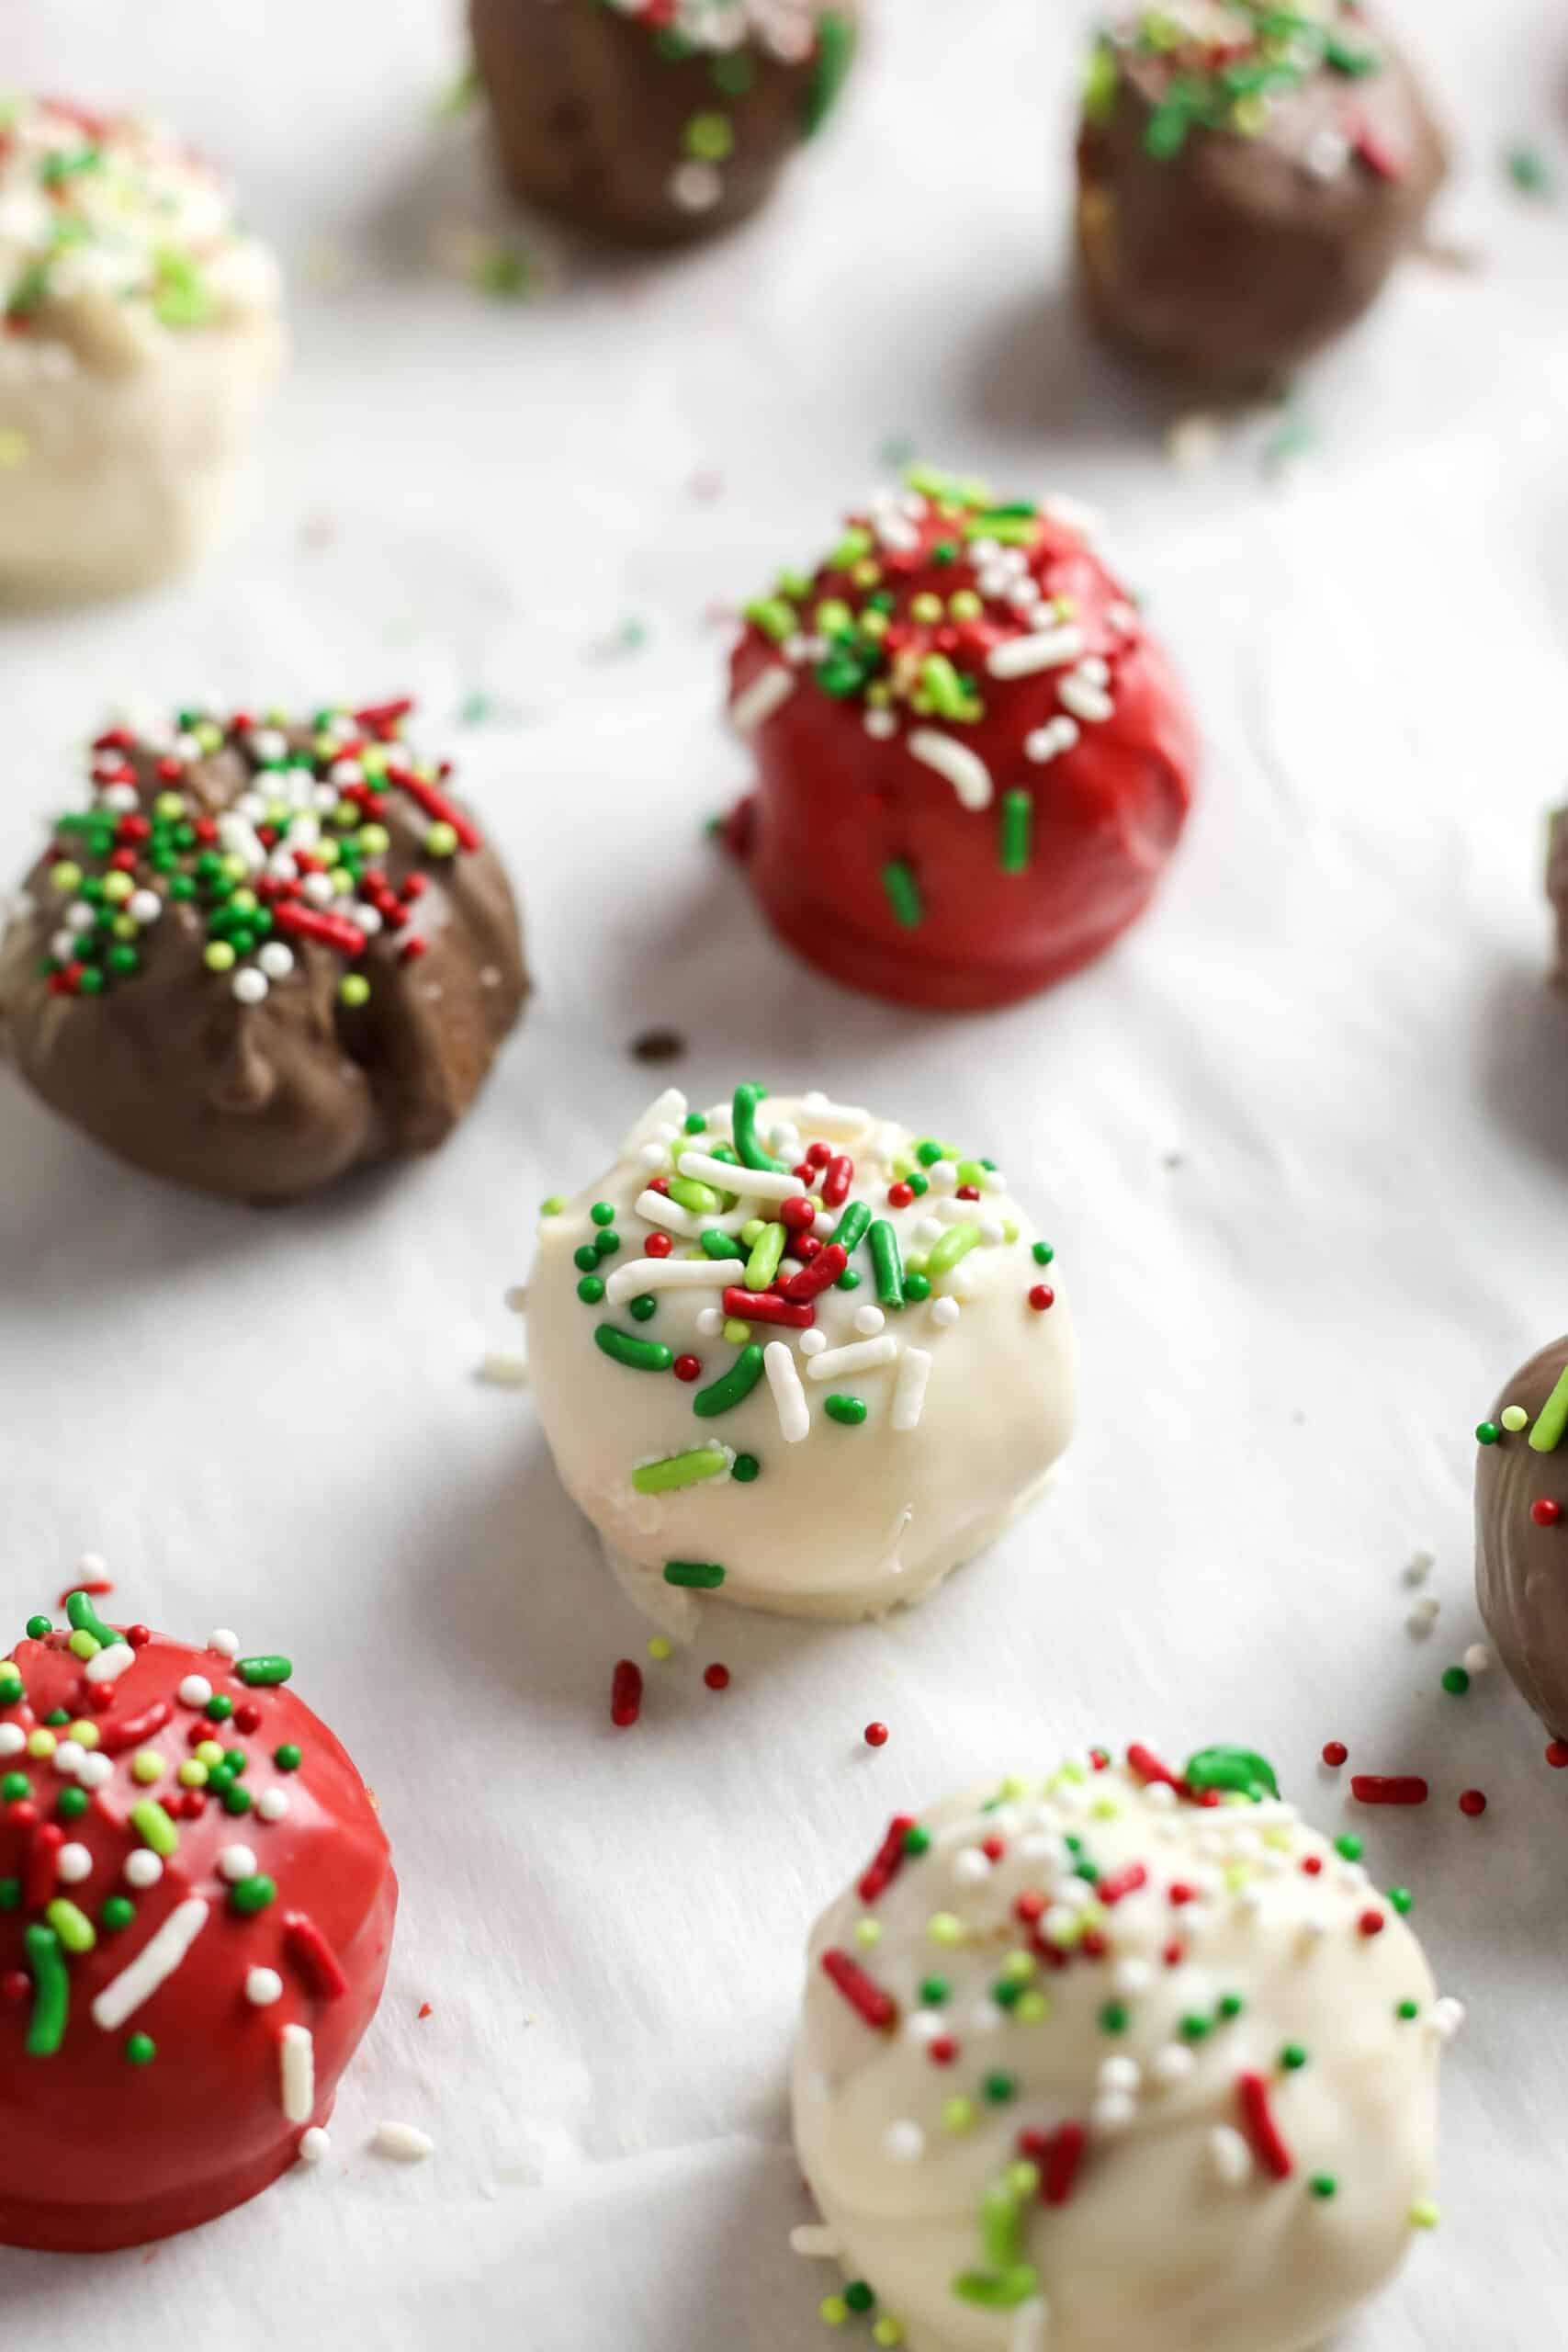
[1463,1644,1491,1674]
[1167,413,1221,472]
[1112,1957,1152,1996]
[1059,673,1115,725]
[799,1329,828,1358]
[128,889,162,924]
[0,1725,25,1758]
[883,2120,926,2163]
[1152,2043,1196,2086]
[178,1676,213,1710]
[479,1352,530,1388]
[853,1306,886,1337]
[51,1741,84,1776]
[280,2023,316,2123]
[1430,1996,1466,2041]
[638,1142,668,1170]
[987,626,1086,679]
[865,709,897,741]
[695,1306,724,1339]
[219,1844,258,1883]
[904,2008,946,2046]
[729,665,795,733]
[1099,2055,1141,2094]
[298,2126,331,2165]
[209,1630,241,1659]
[908,728,994,811]
[1209,2126,1253,2186]
[952,1847,992,1886]
[93,1896,209,2029]
[671,159,722,212]
[1010,2301,1049,2352]
[764,1341,810,1443]
[789,2223,840,2258]
[84,1642,136,1686]
[634,1191,714,1240]
[77,1754,112,1791]
[124,1850,163,1890]
[1092,2092,1135,2132]
[928,1159,958,1193]
[1306,126,1350,180]
[258,1789,290,1823]
[232,967,269,1005]
[931,1296,960,1329]
[1407,1599,1440,1636]
[679,1150,801,1204]
[1404,1550,1435,1586]
[604,1256,733,1306]
[891,1348,933,1433]
[1025,716,1080,763]
[806,1337,897,1383]
[372,2120,434,2164]
[247,1967,284,2007]
[56,1843,93,1885]
[795,1094,871,1140]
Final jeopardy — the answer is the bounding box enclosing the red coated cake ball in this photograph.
[0,1592,396,2253]
[724,469,1199,1010]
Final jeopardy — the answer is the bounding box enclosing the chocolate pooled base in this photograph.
[1475,1337,1568,1739]
[468,0,858,247]
[1074,3,1447,394]
[0,700,527,1203]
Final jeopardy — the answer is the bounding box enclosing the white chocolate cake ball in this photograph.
[793,1745,1450,2352]
[0,98,286,604]
[523,1082,1075,1626]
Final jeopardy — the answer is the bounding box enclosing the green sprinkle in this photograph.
[694,1345,766,1419]
[952,2265,1039,2312]
[745,596,797,644]
[229,1875,276,1917]
[101,1896,135,1933]
[130,1800,178,1859]
[743,1220,786,1291]
[237,1656,292,1688]
[826,1394,868,1427]
[919,1975,950,2005]
[577,1275,606,1305]
[594,1326,674,1374]
[1280,2042,1308,2072]
[628,1295,658,1323]
[830,1200,872,1258]
[730,1081,786,1175]
[1529,1363,1568,1452]
[802,8,857,136]
[1388,1887,1414,1916]
[55,1788,88,1822]
[1,1772,29,1802]
[663,1561,726,1590]
[1184,1746,1279,1802]
[700,1229,746,1261]
[24,1925,68,2057]
[731,1453,761,1481]
[205,1694,234,1724]
[1397,1999,1420,2021]
[45,1898,96,1954]
[843,2282,874,2314]
[868,1219,905,1310]
[593,1228,621,1260]
[1310,2174,1338,2200]
[904,1271,931,1302]
[999,790,1032,874]
[65,1590,125,1650]
[632,1446,730,1496]
[669,1175,721,1216]
[1336,1834,1363,1862]
[903,1825,931,1857]
[24,1616,51,1641]
[1506,143,1554,198]
[982,2073,1017,2104]
[125,2032,157,2066]
[1099,2001,1129,2034]
[274,1744,302,1772]
[882,861,923,929]
[591,1201,615,1227]
[1442,1667,1470,1696]
[926,1222,981,1279]
[1032,1241,1055,1266]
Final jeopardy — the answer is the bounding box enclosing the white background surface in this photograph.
[2,2,1567,2345]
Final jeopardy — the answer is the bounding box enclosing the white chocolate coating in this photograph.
[793,1752,1448,2352]
[0,99,285,602]
[524,1087,1075,1623]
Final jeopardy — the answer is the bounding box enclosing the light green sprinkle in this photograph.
[632,1448,730,1497]
[927,1222,982,1278]
[130,1801,178,1859]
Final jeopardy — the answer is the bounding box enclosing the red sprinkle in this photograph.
[25,1822,62,1911]
[1126,1743,1183,1792]
[863,1721,889,1749]
[418,2002,434,2020]
[400,772,481,851]
[1301,1855,1324,1876]
[283,1912,349,2000]
[1351,1775,1428,1807]
[1097,1863,1148,1906]
[779,1195,817,1232]
[0,1972,29,2005]
[1236,2071,1293,2180]
[887,1182,915,1209]
[1531,1499,1561,1527]
[1321,1741,1348,1769]
[610,1658,643,1729]
[777,1245,849,1303]
[96,1700,174,1755]
[1041,2120,1087,2207]
[57,1579,113,1609]
[821,1155,854,1208]
[703,1664,730,1692]
[272,902,368,957]
[1459,1789,1487,1817]
[722,1286,816,1328]
[1358,1909,1386,1939]
[645,1233,673,1259]
[673,1355,702,1383]
[821,1950,897,2032]
[928,2034,958,2065]
[859,1814,918,1906]
[1028,1285,1055,1312]
[1548,1741,1568,1770]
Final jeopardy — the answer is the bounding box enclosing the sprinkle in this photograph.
[237,1656,292,1688]
[806,1337,897,1383]
[632,1447,731,1495]
[1459,1789,1487,1817]
[694,1345,766,1418]
[730,666,795,732]
[680,1148,799,1204]
[84,1642,137,1687]
[868,1218,906,1309]
[999,791,1032,874]
[731,1082,786,1174]
[130,1799,179,1857]
[863,1722,889,1748]
[859,1815,919,1905]
[280,2023,315,2123]
[1529,1363,1568,1452]
[298,2126,331,2165]
[604,1257,731,1306]
[891,1348,932,1432]
[987,627,1085,678]
[908,729,993,811]
[1209,2126,1253,2186]
[284,1912,349,1999]
[1321,1742,1348,1768]
[1351,1775,1428,1806]
[882,861,923,928]
[778,1244,849,1303]
[247,1968,284,2006]
[24,1925,69,2057]
[1235,2071,1292,2180]
[610,1659,643,1728]
[92,1897,209,2030]
[822,1949,897,2030]
[764,1340,810,1442]
[662,1561,726,1590]
[594,1325,674,1374]
[927,1222,981,1279]
[373,2120,434,2163]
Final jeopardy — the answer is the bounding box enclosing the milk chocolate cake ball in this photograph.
[1475,1338,1568,1738]
[0,697,527,1202]
[725,469,1197,1010]
[468,0,858,244]
[794,1742,1456,2352]
[0,97,287,603]
[523,1080,1075,1627]
[1074,3,1447,392]
[0,1592,396,2252]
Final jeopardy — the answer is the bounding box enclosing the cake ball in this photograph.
[0,1591,397,2252]
[524,1081,1075,1626]
[1474,1337,1568,1738]
[0,696,527,1202]
[468,0,858,245]
[0,97,287,604]
[795,1742,1453,2352]
[724,469,1197,1011]
[1074,3,1447,392]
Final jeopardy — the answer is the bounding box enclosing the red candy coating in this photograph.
[727,483,1197,1010]
[0,1625,396,2254]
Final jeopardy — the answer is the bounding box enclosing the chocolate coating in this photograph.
[1075,3,1447,393]
[1475,1338,1568,1738]
[0,703,527,1202]
[468,0,858,246]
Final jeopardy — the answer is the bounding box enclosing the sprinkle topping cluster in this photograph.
[800,1744,1453,2345]
[1086,2,1391,172]
[0,95,276,334]
[24,697,480,1009]
[0,1596,325,2084]
[545,1082,1055,1592]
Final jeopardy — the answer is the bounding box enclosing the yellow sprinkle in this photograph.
[1409,2200,1440,2230]
[851,560,881,589]
[68,1629,100,1662]
[872,2321,905,2347]
[27,1729,56,1759]
[854,1917,883,1949]
[195,1739,226,1769]
[820,2296,849,2326]
[70,1721,99,1750]
[723,1318,751,1346]
[177,1760,209,1789]
[1007,2160,1040,2199]
[998,1775,1029,1801]
[130,1750,165,1786]
[1224,1861,1250,1892]
[0,428,29,469]
[647,1637,672,1663]
[1090,1796,1120,1820]
[941,2097,976,2133]
[1016,1991,1051,2025]
[927,1912,964,1946]
[1501,1404,1529,1432]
